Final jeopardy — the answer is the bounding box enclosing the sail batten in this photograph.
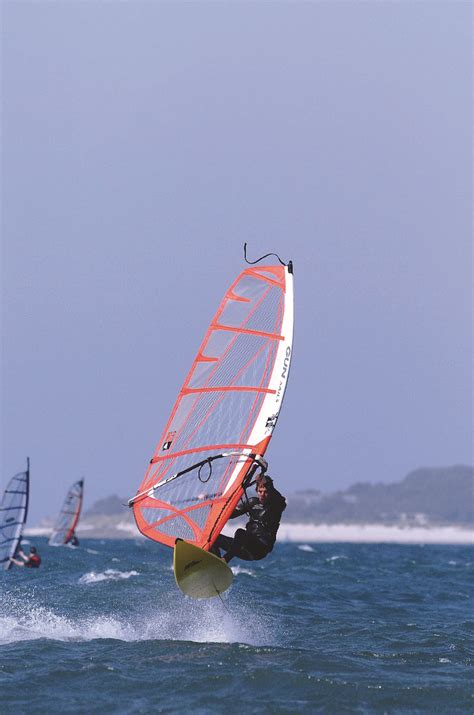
[211,323,285,340]
[182,386,275,395]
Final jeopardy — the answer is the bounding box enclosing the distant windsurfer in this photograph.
[211,475,286,563]
[67,532,80,547]
[10,545,41,568]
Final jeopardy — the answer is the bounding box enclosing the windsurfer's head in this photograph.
[30,546,37,554]
[256,474,273,503]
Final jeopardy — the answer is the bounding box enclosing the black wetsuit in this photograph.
[214,487,286,562]
[68,534,79,547]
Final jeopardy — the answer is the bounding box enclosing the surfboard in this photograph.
[173,539,233,599]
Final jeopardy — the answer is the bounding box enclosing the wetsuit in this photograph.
[214,486,286,562]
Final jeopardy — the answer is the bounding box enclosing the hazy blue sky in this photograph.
[2,2,472,524]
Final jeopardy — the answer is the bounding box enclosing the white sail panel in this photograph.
[0,464,29,571]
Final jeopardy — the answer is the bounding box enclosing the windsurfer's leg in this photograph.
[222,529,255,562]
[224,531,271,562]
[211,534,233,558]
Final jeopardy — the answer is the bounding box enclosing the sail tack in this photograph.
[49,480,84,546]
[0,461,30,571]
[132,263,294,550]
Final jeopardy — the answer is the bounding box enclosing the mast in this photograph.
[24,457,30,527]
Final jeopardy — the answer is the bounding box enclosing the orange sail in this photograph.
[130,262,294,550]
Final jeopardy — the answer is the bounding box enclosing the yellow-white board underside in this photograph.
[173,539,233,599]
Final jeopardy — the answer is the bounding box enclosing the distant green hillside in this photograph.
[84,465,473,527]
[284,465,473,526]
[85,494,126,516]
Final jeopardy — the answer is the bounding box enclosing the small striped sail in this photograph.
[0,459,30,571]
[49,480,84,546]
[130,262,294,550]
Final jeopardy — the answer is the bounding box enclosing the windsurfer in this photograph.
[10,545,41,568]
[68,533,79,547]
[211,475,286,562]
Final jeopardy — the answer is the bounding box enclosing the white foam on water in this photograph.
[86,549,99,554]
[138,594,272,646]
[0,592,272,647]
[0,605,136,645]
[326,555,348,562]
[297,544,315,552]
[78,569,139,584]
[230,565,256,577]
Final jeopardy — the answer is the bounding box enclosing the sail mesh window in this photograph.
[157,516,195,541]
[185,504,212,532]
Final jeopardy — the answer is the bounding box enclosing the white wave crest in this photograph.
[78,569,139,584]
[326,555,348,562]
[298,544,315,552]
[230,565,255,577]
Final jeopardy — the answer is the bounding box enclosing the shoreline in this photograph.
[276,522,473,545]
[25,521,473,545]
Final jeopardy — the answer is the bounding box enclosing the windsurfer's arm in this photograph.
[270,491,287,519]
[10,557,25,567]
[230,500,249,518]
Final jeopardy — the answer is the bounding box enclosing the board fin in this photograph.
[173,539,233,599]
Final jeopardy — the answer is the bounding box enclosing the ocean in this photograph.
[1,538,472,713]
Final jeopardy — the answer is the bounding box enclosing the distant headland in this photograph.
[30,465,473,544]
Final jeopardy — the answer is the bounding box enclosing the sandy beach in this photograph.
[25,521,472,545]
[25,520,474,545]
[276,522,473,545]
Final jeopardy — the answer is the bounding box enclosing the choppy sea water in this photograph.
[1,539,472,713]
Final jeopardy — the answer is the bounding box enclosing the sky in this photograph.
[1,1,472,525]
